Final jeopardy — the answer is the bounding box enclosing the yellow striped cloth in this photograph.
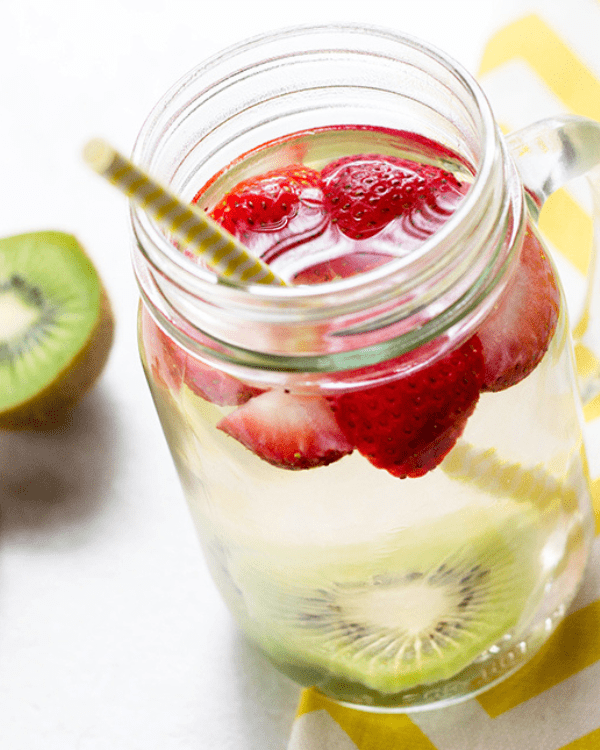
[287,6,600,749]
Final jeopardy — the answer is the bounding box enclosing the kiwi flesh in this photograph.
[236,504,543,695]
[0,231,114,429]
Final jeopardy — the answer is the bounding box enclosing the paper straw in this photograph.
[83,138,286,287]
[442,440,578,513]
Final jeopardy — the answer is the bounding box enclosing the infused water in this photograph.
[138,125,593,709]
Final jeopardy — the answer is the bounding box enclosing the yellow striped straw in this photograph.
[442,440,580,514]
[83,138,286,287]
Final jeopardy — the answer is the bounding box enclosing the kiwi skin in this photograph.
[0,234,115,430]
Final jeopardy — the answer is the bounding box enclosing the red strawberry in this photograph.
[321,154,466,240]
[140,307,183,393]
[202,165,322,237]
[477,227,560,392]
[140,309,260,406]
[182,358,263,406]
[217,389,353,470]
[328,337,484,478]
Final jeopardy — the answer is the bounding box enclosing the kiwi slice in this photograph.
[0,231,114,429]
[236,503,543,694]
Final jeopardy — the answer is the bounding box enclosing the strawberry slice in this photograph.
[140,309,260,405]
[217,389,354,470]
[321,154,466,240]
[182,358,263,406]
[201,165,322,237]
[477,227,561,392]
[328,337,484,478]
[140,307,183,393]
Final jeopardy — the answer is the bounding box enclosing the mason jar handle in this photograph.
[507,115,600,405]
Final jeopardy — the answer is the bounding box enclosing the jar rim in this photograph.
[132,23,500,298]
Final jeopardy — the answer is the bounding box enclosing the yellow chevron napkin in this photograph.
[287,6,600,749]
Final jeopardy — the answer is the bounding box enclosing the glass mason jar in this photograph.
[130,25,599,711]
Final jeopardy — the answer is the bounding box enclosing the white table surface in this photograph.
[0,1,558,747]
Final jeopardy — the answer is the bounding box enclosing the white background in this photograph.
[0,1,570,748]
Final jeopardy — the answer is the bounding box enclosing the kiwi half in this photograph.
[0,231,114,429]
[237,503,543,695]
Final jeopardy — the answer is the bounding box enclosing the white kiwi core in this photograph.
[351,582,453,634]
[0,290,42,341]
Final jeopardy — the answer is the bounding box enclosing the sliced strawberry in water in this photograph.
[321,154,466,240]
[217,389,354,470]
[140,307,183,393]
[328,336,484,479]
[477,227,561,392]
[183,358,263,406]
[201,164,322,237]
[140,309,260,406]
